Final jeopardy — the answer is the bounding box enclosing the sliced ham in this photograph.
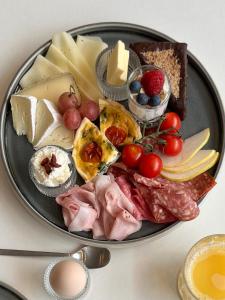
[56,174,141,241]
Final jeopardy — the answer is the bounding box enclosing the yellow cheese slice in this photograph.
[18,73,79,105]
[161,152,219,182]
[72,117,119,181]
[46,44,102,102]
[20,55,63,88]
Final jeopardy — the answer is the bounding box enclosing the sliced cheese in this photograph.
[35,124,74,150]
[159,128,210,168]
[161,152,219,182]
[18,73,79,105]
[33,99,62,147]
[163,150,216,173]
[72,117,119,181]
[106,40,129,85]
[46,44,102,102]
[10,95,37,143]
[20,55,63,88]
[52,32,97,86]
[76,35,108,71]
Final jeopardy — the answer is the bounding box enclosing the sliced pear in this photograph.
[163,150,216,173]
[161,152,219,182]
[160,128,210,168]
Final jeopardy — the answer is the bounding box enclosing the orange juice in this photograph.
[178,235,225,300]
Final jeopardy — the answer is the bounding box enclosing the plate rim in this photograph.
[1,22,225,247]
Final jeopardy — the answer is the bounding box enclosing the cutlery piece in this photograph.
[0,246,110,269]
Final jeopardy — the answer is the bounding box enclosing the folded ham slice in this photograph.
[56,175,141,241]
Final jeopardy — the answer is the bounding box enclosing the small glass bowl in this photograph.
[127,65,171,123]
[29,145,76,197]
[95,46,141,101]
[44,258,90,300]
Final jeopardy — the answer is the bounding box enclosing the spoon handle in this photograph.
[0,249,70,257]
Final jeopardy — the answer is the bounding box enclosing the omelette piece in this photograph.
[72,117,119,181]
[99,99,142,146]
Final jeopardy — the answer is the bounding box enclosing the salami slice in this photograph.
[108,163,216,223]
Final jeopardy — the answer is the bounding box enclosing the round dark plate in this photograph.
[0,282,27,300]
[1,22,224,246]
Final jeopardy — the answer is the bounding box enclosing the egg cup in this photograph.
[44,258,90,300]
[96,47,141,101]
[127,65,171,123]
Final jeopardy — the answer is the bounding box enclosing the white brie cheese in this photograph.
[20,55,63,88]
[33,99,62,147]
[34,124,74,150]
[10,95,37,143]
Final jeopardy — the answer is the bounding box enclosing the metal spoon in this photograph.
[0,246,111,269]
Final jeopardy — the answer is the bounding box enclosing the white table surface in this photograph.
[0,0,225,299]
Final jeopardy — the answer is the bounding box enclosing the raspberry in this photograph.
[141,70,165,96]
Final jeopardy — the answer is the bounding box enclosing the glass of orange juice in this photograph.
[178,235,225,299]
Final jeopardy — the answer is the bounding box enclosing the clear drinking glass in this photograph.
[178,234,225,299]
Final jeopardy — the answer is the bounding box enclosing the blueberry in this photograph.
[137,93,149,105]
[149,95,161,106]
[129,80,142,93]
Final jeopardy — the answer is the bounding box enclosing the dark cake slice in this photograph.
[130,42,187,120]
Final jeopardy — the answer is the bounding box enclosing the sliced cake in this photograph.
[130,42,187,120]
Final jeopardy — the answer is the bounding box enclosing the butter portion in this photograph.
[106,40,129,86]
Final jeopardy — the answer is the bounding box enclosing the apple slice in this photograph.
[161,152,219,182]
[159,128,210,168]
[163,149,216,173]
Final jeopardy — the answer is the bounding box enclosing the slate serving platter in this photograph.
[1,22,224,246]
[0,283,27,300]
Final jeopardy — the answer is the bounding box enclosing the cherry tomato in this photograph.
[159,135,183,156]
[160,112,181,133]
[122,144,144,168]
[80,142,102,163]
[105,126,127,146]
[138,153,163,178]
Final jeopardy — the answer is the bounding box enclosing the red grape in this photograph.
[63,108,81,130]
[58,92,80,114]
[79,100,100,121]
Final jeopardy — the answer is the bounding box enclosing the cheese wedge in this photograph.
[18,73,79,105]
[159,128,210,168]
[76,35,108,71]
[20,55,63,88]
[35,124,74,150]
[52,32,97,87]
[33,99,62,147]
[161,152,219,182]
[10,95,37,143]
[99,98,142,145]
[72,117,119,181]
[46,44,102,102]
[163,150,216,173]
